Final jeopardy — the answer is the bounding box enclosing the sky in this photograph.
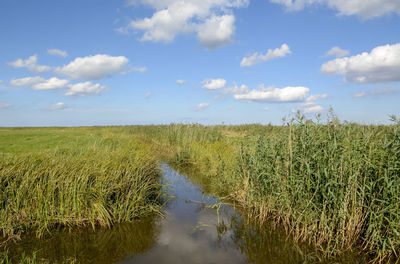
[0,0,399,126]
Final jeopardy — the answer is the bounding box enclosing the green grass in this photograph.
[0,127,99,154]
[1,116,399,263]
[130,115,400,263]
[0,128,162,244]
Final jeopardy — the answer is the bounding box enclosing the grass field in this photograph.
[1,114,399,263]
[0,127,162,245]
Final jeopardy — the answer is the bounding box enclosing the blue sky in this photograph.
[0,0,399,126]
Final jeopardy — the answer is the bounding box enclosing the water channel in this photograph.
[5,164,364,263]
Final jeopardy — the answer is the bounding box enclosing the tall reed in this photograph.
[134,115,400,262]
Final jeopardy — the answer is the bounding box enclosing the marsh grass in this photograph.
[0,131,162,246]
[1,117,399,263]
[133,115,400,263]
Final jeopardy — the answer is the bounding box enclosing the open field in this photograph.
[0,114,399,263]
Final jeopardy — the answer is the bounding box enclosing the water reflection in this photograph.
[4,218,159,263]
[119,165,247,263]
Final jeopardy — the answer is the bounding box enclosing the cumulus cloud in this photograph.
[294,102,324,113]
[240,43,291,67]
[202,78,227,90]
[292,91,328,113]
[233,85,310,103]
[8,55,51,74]
[9,76,108,97]
[123,0,248,49]
[197,15,235,49]
[9,76,45,87]
[321,43,400,83]
[0,102,11,109]
[31,77,69,90]
[65,82,107,96]
[45,102,68,110]
[47,49,68,57]
[223,83,249,94]
[270,0,400,19]
[325,46,349,58]
[306,93,329,101]
[176,79,186,85]
[55,54,130,80]
[194,102,210,111]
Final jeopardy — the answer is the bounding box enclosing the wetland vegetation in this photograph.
[0,113,399,263]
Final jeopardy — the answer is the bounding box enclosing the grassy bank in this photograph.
[1,117,399,263]
[131,115,399,263]
[0,128,162,244]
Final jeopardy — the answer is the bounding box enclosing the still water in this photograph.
[6,164,363,263]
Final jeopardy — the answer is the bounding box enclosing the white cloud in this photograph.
[0,80,4,84]
[233,85,310,102]
[47,49,68,57]
[55,54,129,80]
[31,77,69,90]
[306,93,329,101]
[328,0,400,18]
[202,78,227,90]
[45,102,68,110]
[197,15,235,49]
[194,102,210,111]
[294,102,324,113]
[270,0,400,19]
[8,55,51,74]
[65,82,107,96]
[353,87,400,98]
[293,92,328,113]
[240,43,291,67]
[144,92,152,98]
[325,46,349,58]
[0,102,11,109]
[270,0,320,11]
[176,79,186,85]
[223,83,249,94]
[321,43,400,83]
[123,0,248,48]
[264,106,269,111]
[9,76,45,87]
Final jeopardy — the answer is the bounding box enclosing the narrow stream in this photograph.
[5,164,363,263]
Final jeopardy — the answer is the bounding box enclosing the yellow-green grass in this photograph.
[1,116,399,263]
[0,128,162,244]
